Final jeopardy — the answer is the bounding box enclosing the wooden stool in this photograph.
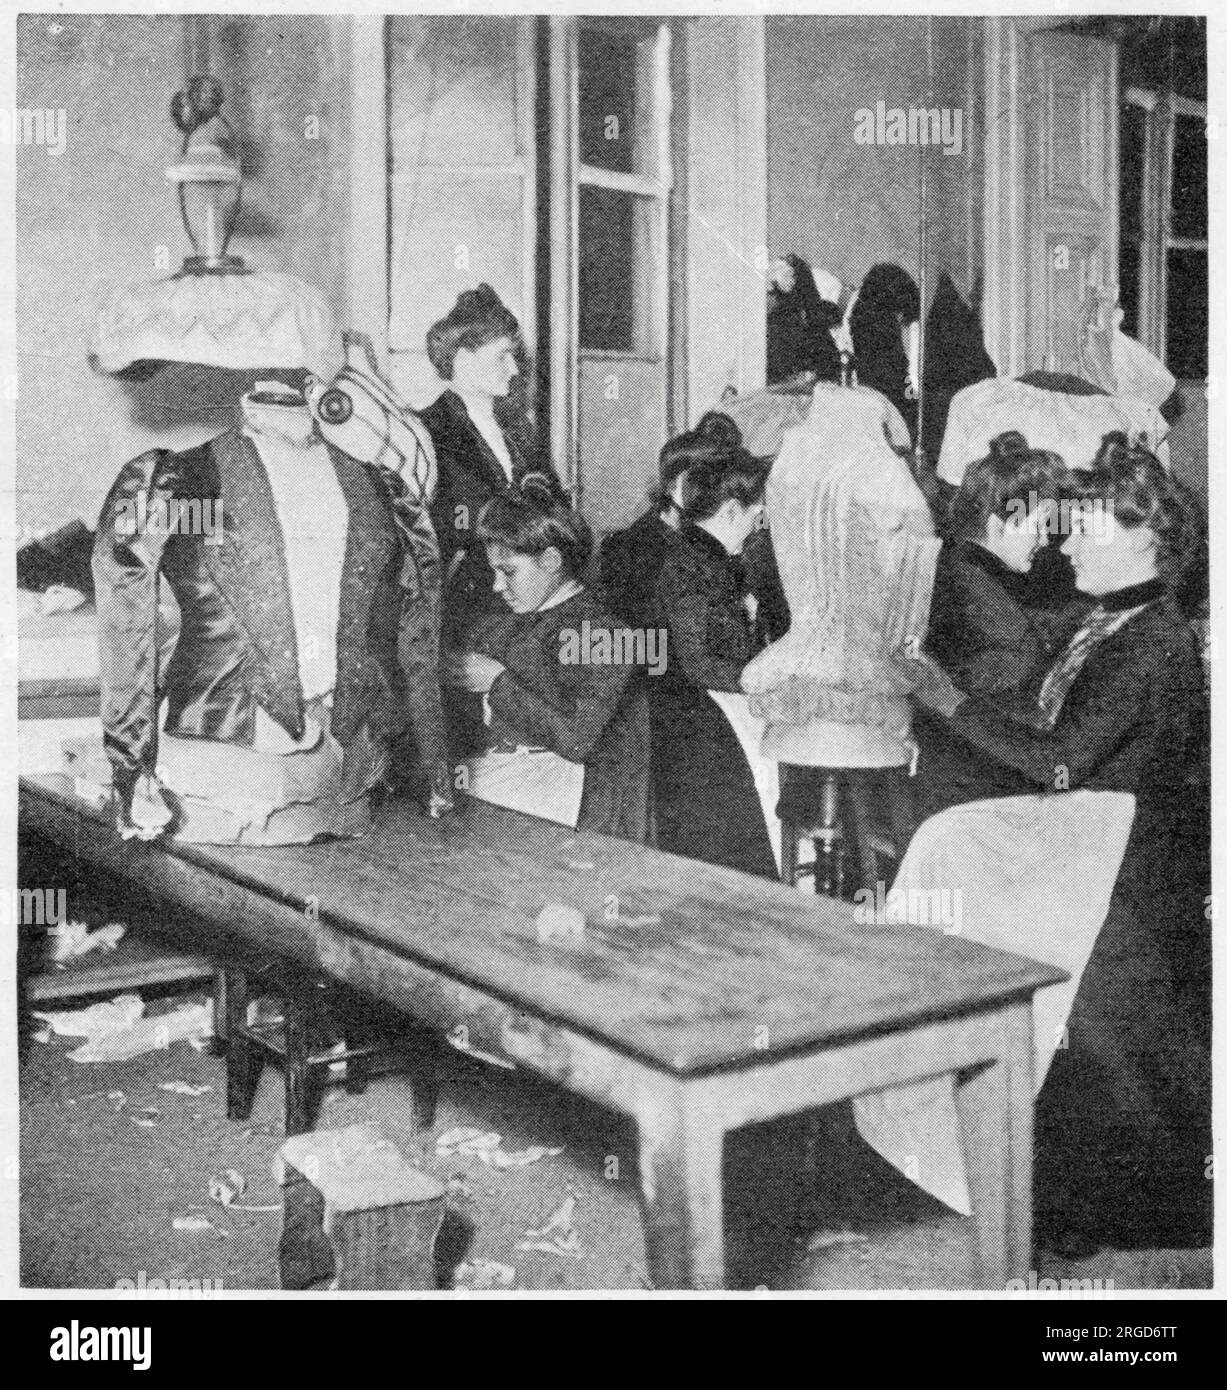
[274,1124,446,1290]
[218,964,439,1136]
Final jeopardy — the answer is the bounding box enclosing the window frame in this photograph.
[1122,84,1208,371]
[575,19,673,363]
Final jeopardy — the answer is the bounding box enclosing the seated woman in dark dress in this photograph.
[651,419,776,878]
[601,412,787,643]
[599,419,702,631]
[443,479,651,843]
[900,436,1210,1256]
[925,430,1072,697]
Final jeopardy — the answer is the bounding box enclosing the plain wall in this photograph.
[765,14,982,306]
[16,13,351,538]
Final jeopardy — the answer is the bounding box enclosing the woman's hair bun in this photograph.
[452,283,503,324]
[1094,430,1134,469]
[988,430,1031,461]
[516,470,565,508]
[693,411,744,449]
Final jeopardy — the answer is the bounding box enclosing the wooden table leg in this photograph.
[636,1093,726,1290]
[954,1001,1034,1289]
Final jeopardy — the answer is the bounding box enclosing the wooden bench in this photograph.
[21,774,1064,1290]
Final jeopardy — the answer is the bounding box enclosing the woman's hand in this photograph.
[442,649,505,694]
[891,647,966,718]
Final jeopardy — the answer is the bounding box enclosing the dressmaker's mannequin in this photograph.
[93,369,451,844]
[741,383,940,770]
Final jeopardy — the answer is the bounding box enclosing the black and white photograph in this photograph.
[2,2,1218,1307]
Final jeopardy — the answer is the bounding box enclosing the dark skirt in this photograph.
[1033,812,1212,1249]
[651,687,777,880]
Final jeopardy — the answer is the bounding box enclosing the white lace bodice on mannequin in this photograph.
[741,383,940,768]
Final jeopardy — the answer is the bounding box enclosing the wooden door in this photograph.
[1023,29,1119,375]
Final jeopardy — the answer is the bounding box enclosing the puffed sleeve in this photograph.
[91,449,182,814]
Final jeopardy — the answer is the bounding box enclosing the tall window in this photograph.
[1119,87,1208,378]
[576,20,671,359]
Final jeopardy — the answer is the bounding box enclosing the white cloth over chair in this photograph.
[851,789,1136,1214]
[936,377,1168,486]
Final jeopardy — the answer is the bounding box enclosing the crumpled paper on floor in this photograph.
[34,994,214,1062]
[455,1259,516,1290]
[47,920,126,964]
[208,1169,280,1214]
[517,1194,583,1258]
[435,1127,563,1169]
[34,993,144,1038]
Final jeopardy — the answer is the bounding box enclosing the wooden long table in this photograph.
[20,774,1064,1290]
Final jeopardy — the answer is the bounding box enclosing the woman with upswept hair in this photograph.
[651,415,777,878]
[925,430,1074,699]
[421,284,561,755]
[900,434,1210,1256]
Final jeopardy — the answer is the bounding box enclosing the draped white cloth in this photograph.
[936,377,1169,486]
[851,789,1137,1214]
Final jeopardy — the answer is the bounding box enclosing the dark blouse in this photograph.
[421,389,555,643]
[599,509,678,631]
[655,523,762,694]
[467,587,651,842]
[926,541,1053,695]
[650,523,776,878]
[918,582,1204,829]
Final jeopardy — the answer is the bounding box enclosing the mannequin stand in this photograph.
[778,765,915,898]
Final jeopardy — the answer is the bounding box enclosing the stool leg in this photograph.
[780,820,799,887]
[225,969,263,1123]
[403,1027,439,1132]
[844,776,880,897]
[284,1002,315,1136]
[345,1053,370,1097]
[209,968,229,1057]
[815,774,843,897]
[886,769,916,866]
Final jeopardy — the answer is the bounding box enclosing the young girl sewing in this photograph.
[442,477,651,842]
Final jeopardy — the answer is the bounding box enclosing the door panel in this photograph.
[1024,30,1118,374]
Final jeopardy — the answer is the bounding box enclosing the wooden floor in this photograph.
[20,1010,1212,1292]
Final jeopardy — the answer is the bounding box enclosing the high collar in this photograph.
[241,386,317,450]
[536,578,585,614]
[1095,577,1165,613]
[454,386,498,426]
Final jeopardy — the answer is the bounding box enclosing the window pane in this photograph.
[578,24,657,177]
[1118,241,1140,340]
[579,185,659,354]
[1170,114,1207,241]
[1166,248,1207,378]
[1119,103,1146,245]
